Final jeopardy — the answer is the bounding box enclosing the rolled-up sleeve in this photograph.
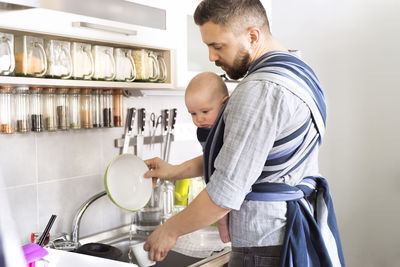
[206,81,288,210]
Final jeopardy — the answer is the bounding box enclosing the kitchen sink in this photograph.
[107,236,205,266]
[78,225,231,267]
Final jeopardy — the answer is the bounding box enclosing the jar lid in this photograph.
[43,87,56,91]
[29,87,43,91]
[15,86,29,91]
[69,88,81,92]
[113,89,123,95]
[0,86,13,90]
[57,88,69,92]
[103,89,113,92]
[81,88,92,93]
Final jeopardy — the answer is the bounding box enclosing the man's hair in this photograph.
[194,0,270,34]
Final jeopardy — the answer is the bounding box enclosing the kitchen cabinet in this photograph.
[173,0,272,90]
[0,0,178,90]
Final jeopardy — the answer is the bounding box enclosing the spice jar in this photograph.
[69,88,81,129]
[71,42,94,80]
[103,89,113,128]
[81,88,92,129]
[131,49,159,82]
[92,89,103,128]
[56,88,69,130]
[14,86,30,133]
[43,88,57,131]
[29,87,44,132]
[0,32,15,76]
[113,89,123,127]
[14,35,47,77]
[114,48,136,82]
[0,86,14,134]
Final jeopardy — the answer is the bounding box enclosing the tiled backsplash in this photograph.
[0,94,202,244]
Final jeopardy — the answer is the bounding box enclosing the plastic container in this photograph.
[71,42,93,80]
[29,87,44,132]
[14,35,47,77]
[0,32,15,76]
[0,86,14,134]
[114,48,136,82]
[45,39,72,79]
[56,88,69,130]
[43,88,57,131]
[69,88,81,130]
[92,45,115,80]
[14,86,30,133]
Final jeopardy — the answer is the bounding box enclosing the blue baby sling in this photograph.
[203,51,345,267]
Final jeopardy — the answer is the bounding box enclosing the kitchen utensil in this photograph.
[136,108,145,158]
[0,32,15,76]
[122,108,136,154]
[114,48,136,82]
[149,113,161,150]
[104,154,152,211]
[37,214,57,246]
[14,35,47,77]
[161,109,169,160]
[22,243,48,266]
[76,243,122,261]
[165,108,177,162]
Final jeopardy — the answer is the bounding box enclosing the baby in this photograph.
[185,72,231,243]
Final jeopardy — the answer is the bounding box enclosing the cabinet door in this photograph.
[173,0,272,89]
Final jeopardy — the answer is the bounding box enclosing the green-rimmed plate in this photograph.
[105,154,152,211]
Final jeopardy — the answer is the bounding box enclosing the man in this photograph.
[143,0,345,266]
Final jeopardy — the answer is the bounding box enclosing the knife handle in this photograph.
[138,108,146,133]
[162,109,169,132]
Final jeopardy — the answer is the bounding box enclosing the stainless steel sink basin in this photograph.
[107,236,205,266]
[79,225,231,267]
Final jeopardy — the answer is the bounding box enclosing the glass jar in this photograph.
[114,48,136,82]
[29,87,44,132]
[71,42,93,80]
[69,88,81,129]
[0,86,14,134]
[92,89,103,128]
[43,88,57,131]
[81,88,92,129]
[103,89,113,128]
[92,45,115,80]
[56,88,69,130]
[156,53,167,83]
[14,86,30,133]
[14,35,47,77]
[45,40,72,79]
[131,49,159,82]
[113,89,123,127]
[0,32,15,76]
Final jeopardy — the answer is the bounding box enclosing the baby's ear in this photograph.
[222,95,229,104]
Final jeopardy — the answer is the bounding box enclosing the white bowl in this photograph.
[105,154,152,211]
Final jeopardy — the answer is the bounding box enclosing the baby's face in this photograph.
[185,92,225,128]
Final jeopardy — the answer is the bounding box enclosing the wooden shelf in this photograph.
[0,76,174,90]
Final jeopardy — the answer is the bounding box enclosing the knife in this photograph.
[165,108,177,163]
[136,108,145,158]
[161,109,169,161]
[122,108,136,154]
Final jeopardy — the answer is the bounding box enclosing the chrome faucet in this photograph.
[72,191,107,244]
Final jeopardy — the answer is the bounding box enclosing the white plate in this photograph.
[105,154,152,211]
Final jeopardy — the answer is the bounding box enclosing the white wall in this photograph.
[0,95,202,245]
[271,0,400,266]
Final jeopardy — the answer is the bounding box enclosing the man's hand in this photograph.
[143,223,178,262]
[144,157,178,183]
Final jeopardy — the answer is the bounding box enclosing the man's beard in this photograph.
[216,48,251,80]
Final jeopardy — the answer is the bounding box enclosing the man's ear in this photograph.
[248,27,261,47]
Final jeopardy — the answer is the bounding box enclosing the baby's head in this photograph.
[185,72,229,128]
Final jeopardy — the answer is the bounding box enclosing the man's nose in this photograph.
[209,48,219,62]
